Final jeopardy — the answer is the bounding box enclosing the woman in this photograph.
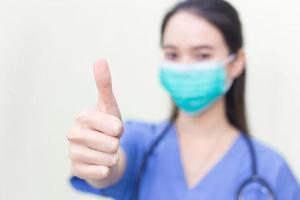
[67,0,299,199]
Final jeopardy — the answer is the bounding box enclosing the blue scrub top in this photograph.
[70,120,300,200]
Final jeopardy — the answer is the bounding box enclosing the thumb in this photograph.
[93,59,122,119]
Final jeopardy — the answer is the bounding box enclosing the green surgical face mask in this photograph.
[159,55,235,116]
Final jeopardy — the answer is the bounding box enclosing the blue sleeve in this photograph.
[69,120,156,199]
[275,160,300,199]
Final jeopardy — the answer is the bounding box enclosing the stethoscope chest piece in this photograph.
[237,175,275,200]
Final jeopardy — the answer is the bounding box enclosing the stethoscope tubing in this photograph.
[132,122,275,200]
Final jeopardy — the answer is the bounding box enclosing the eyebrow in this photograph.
[191,45,214,50]
[162,44,214,50]
[162,45,177,49]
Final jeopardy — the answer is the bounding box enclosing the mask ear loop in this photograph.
[223,53,237,92]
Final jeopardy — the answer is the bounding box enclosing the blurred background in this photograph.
[0,0,299,199]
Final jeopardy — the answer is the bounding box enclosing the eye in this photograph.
[195,53,211,61]
[164,52,178,61]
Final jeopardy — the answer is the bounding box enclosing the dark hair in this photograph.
[160,0,249,135]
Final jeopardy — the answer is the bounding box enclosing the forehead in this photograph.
[163,11,226,48]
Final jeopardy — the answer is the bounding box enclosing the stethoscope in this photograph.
[132,122,276,200]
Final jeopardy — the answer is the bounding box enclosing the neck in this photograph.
[175,97,237,138]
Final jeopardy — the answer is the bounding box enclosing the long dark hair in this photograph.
[160,0,249,135]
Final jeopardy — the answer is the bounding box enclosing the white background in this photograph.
[0,0,299,199]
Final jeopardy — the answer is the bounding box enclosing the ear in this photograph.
[227,48,246,80]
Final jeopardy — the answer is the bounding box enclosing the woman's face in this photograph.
[162,11,245,80]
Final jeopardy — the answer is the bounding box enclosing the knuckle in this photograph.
[69,147,81,161]
[70,163,79,176]
[77,113,89,124]
[74,107,97,125]
[67,127,77,141]
[108,138,119,153]
[76,108,94,123]
[67,127,85,143]
[71,163,89,180]
[113,119,123,136]
[109,153,119,166]
[98,166,110,178]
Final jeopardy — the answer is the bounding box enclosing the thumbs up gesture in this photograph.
[67,59,124,182]
[94,59,122,120]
